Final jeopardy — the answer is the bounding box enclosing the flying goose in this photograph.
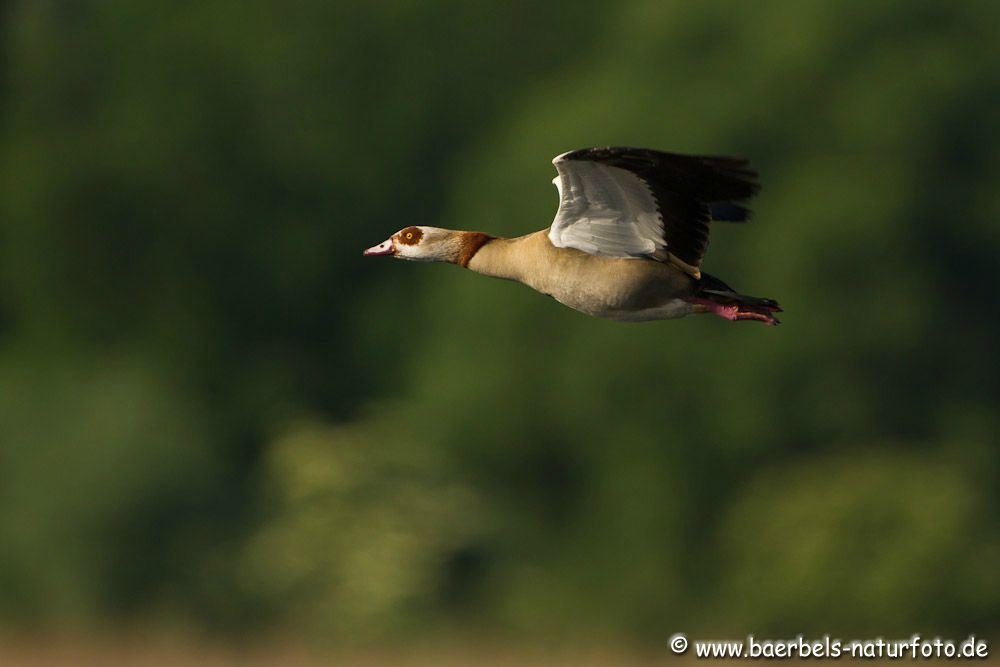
[364,147,781,325]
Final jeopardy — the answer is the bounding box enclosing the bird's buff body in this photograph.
[466,231,696,321]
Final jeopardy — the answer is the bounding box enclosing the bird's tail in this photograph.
[690,272,782,325]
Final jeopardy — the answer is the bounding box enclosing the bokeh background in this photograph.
[1,0,998,663]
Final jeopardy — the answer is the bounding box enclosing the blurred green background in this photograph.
[1,0,998,659]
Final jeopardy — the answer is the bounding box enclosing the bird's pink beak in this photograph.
[363,238,395,257]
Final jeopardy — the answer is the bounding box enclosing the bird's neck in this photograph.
[464,231,543,282]
[448,230,495,268]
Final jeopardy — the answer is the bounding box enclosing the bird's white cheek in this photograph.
[397,245,430,261]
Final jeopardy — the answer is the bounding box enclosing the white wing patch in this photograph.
[548,158,664,259]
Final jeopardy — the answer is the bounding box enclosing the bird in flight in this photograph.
[364,147,781,325]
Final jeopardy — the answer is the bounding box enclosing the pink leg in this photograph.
[688,297,780,326]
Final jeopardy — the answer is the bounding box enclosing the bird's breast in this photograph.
[522,252,695,321]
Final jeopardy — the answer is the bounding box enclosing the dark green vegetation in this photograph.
[1,0,997,645]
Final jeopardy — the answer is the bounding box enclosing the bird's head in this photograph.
[363,226,492,266]
[363,226,446,261]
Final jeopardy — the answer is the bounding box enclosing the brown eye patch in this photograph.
[398,226,423,245]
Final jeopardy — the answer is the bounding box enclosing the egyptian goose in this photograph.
[364,147,781,325]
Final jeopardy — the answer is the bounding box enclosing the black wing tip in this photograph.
[557,146,751,164]
[556,146,667,166]
[555,146,760,201]
[708,202,753,222]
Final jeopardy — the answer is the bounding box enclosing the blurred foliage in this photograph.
[241,418,489,641]
[0,0,998,647]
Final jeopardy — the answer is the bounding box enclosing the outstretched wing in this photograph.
[548,147,760,277]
